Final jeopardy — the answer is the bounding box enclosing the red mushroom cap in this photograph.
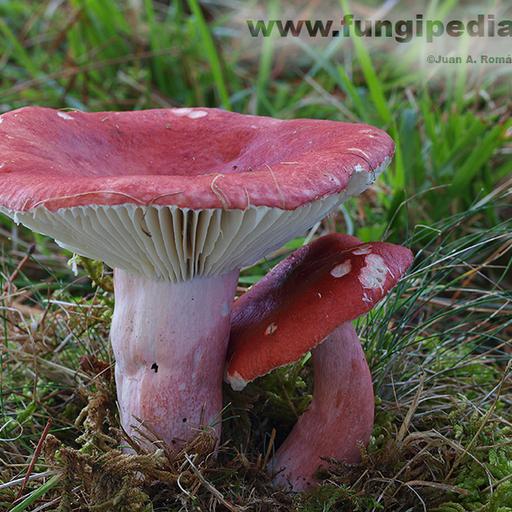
[0,107,393,212]
[226,234,413,389]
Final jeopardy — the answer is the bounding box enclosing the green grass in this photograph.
[0,0,511,510]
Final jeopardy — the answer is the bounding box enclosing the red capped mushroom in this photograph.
[226,234,413,490]
[0,106,394,451]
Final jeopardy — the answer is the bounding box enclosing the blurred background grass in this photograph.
[0,1,511,511]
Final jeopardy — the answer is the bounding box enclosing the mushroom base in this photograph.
[111,269,239,451]
[270,322,374,491]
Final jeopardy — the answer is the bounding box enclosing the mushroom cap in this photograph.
[0,107,393,212]
[226,234,413,389]
[0,107,395,281]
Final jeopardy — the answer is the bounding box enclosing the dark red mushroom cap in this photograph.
[0,107,393,212]
[226,234,413,390]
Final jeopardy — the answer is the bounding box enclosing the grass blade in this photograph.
[186,0,231,109]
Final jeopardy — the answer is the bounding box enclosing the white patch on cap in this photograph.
[329,175,341,186]
[187,110,208,119]
[57,112,74,120]
[173,108,193,116]
[359,254,388,290]
[362,293,372,304]
[265,322,278,335]
[0,163,5,169]
[0,117,3,124]
[352,244,371,255]
[348,147,370,159]
[227,371,248,391]
[330,260,351,278]
[359,128,379,137]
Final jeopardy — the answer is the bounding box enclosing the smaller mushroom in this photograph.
[226,234,413,491]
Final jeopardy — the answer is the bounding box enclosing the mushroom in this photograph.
[0,106,394,451]
[226,234,413,490]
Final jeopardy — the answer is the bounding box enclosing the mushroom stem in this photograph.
[111,268,239,450]
[270,322,374,491]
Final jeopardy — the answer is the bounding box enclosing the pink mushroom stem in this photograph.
[271,322,374,491]
[110,268,239,450]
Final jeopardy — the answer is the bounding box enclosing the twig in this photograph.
[0,471,52,491]
[263,428,276,468]
[31,496,61,512]
[16,418,53,500]
[184,454,243,512]
[3,243,36,293]
[404,480,469,496]
[397,373,425,444]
